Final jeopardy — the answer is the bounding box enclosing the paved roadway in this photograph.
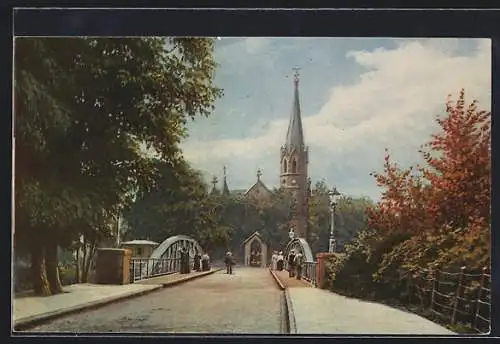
[25,267,284,334]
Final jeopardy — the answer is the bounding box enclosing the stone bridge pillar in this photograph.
[316,252,336,289]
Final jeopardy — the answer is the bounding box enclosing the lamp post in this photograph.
[328,187,341,253]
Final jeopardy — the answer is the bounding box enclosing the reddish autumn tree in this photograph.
[368,89,490,237]
[327,90,490,301]
[420,89,491,233]
[367,89,490,273]
[367,152,433,235]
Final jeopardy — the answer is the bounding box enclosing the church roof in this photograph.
[284,70,305,154]
[244,179,272,197]
[242,230,264,245]
[243,169,272,197]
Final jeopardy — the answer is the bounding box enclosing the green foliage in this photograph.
[327,229,410,299]
[15,37,221,294]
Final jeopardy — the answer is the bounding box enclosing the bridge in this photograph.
[13,235,456,335]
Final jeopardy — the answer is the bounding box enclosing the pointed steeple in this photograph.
[222,166,230,196]
[284,67,305,153]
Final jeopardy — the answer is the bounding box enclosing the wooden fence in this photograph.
[406,266,491,334]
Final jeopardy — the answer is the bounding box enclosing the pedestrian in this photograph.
[287,250,296,278]
[179,247,189,274]
[271,251,278,270]
[277,251,284,271]
[294,251,304,280]
[201,252,210,271]
[224,251,234,274]
[194,252,202,272]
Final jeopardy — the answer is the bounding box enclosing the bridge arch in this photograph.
[284,237,314,262]
[141,235,204,277]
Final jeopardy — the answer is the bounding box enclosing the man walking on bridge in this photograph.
[224,251,235,274]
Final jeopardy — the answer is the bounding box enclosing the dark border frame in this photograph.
[7,7,500,343]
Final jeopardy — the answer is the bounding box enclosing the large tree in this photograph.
[14,37,221,295]
[368,90,490,273]
[350,89,492,299]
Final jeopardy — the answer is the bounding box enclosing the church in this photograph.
[210,69,311,239]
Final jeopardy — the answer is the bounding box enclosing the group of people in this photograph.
[270,251,285,271]
[193,252,211,272]
[179,247,211,274]
[271,249,304,280]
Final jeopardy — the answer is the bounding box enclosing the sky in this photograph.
[180,37,491,201]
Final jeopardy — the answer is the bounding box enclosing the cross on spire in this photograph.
[292,66,301,86]
[257,169,262,181]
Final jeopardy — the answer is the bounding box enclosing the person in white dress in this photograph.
[271,251,278,270]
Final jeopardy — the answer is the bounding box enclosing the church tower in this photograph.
[280,68,309,239]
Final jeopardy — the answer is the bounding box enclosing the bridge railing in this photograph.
[283,260,317,287]
[302,261,317,287]
[129,258,181,283]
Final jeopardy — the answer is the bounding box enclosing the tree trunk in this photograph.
[30,243,51,296]
[81,238,89,282]
[75,247,80,283]
[45,240,63,294]
[83,240,96,283]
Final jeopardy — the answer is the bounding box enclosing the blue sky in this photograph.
[180,37,491,201]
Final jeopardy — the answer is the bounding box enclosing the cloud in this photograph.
[244,37,271,54]
[182,38,491,200]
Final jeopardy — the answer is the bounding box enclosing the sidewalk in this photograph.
[287,287,457,335]
[268,268,454,335]
[13,268,220,329]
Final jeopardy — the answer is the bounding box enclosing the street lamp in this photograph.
[328,187,341,253]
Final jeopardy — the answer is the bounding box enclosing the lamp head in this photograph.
[328,187,341,205]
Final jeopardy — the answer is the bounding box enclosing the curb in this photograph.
[159,268,223,287]
[269,269,297,335]
[269,269,285,290]
[14,268,222,331]
[285,288,297,334]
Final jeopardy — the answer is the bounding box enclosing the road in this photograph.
[26,267,284,334]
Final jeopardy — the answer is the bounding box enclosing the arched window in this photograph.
[283,159,288,173]
[292,159,297,173]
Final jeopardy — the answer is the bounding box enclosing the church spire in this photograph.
[222,166,230,196]
[284,67,305,153]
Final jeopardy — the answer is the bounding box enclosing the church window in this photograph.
[292,159,297,173]
[283,159,288,173]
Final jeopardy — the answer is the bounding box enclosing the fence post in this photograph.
[431,266,440,312]
[473,267,487,330]
[451,266,465,325]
